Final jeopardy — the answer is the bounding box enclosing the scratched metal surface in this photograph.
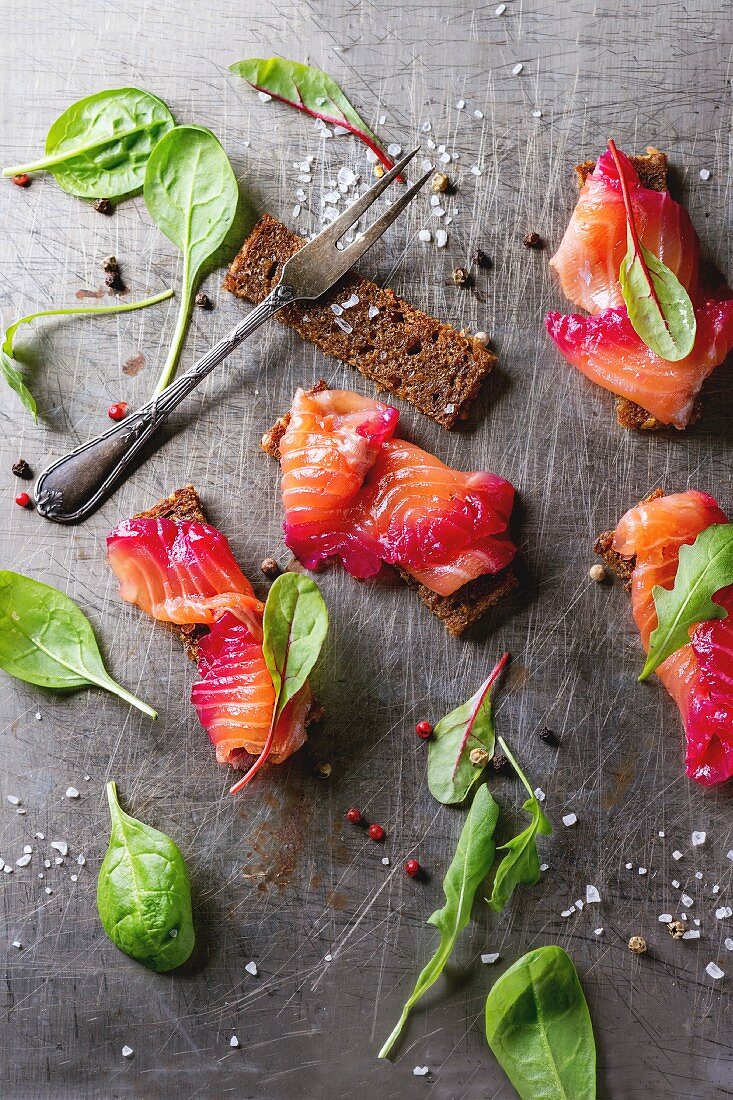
[1,0,732,1097]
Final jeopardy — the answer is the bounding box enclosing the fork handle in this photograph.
[34,283,295,524]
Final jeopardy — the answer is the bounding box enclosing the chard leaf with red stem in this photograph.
[428,653,509,805]
[229,58,395,172]
[609,138,696,362]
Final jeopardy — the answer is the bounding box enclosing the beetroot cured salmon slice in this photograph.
[278,387,517,597]
[547,144,733,429]
[107,517,310,780]
[612,490,733,784]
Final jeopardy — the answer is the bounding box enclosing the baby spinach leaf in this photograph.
[97,782,195,972]
[378,784,500,1059]
[485,945,596,1100]
[144,125,239,395]
[428,653,508,805]
[640,522,733,681]
[609,139,696,362]
[0,571,156,719]
[486,737,551,913]
[3,88,175,199]
[229,572,328,794]
[1,289,173,418]
[230,58,394,171]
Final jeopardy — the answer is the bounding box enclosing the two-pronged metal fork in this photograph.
[34,147,431,524]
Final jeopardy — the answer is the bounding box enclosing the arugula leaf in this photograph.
[97,782,195,972]
[486,737,551,913]
[144,125,239,395]
[609,139,696,361]
[428,653,508,805]
[640,522,733,681]
[229,573,328,794]
[1,290,173,418]
[485,945,596,1100]
[3,88,175,199]
[230,58,394,171]
[378,784,501,1059]
[0,571,156,718]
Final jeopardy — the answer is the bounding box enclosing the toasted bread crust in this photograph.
[593,488,665,590]
[261,392,518,635]
[224,213,496,429]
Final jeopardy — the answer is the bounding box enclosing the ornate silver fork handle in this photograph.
[34,285,295,524]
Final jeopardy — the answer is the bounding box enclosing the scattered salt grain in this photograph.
[658,913,673,923]
[34,833,44,840]
[7,796,20,806]
[713,884,720,894]
[456,100,466,110]
[54,858,64,866]
[534,788,545,802]
[387,143,402,158]
[672,880,680,889]
[292,204,301,219]
[324,953,333,962]
[337,167,358,188]
[379,114,387,126]
[594,928,604,935]
[421,158,433,171]
[3,866,12,874]
[330,303,344,316]
[728,851,733,862]
[575,899,584,910]
[77,855,86,866]
[121,1045,134,1058]
[694,918,701,926]
[298,173,312,184]
[421,122,432,133]
[692,831,706,847]
[43,860,51,869]
[70,874,78,882]
[16,809,26,816]
[435,230,448,247]
[531,109,543,118]
[700,168,711,181]
[512,63,524,75]
[15,855,31,867]
[413,1066,429,1077]
[365,149,378,164]
[65,787,80,800]
[681,894,694,908]
[715,906,733,919]
[23,845,31,855]
[695,871,703,880]
[44,888,52,895]
[658,831,665,839]
[439,152,451,165]
[257,91,272,103]
[725,938,733,950]
[474,110,484,119]
[368,305,379,320]
[470,165,483,176]
[561,908,575,918]
[638,867,647,876]
[418,229,432,242]
[625,862,633,870]
[586,885,601,904]
[334,317,353,335]
[706,961,725,980]
[673,850,683,860]
[431,206,445,218]
[230,1036,240,1048]
[496,2,507,12]
[12,941,21,949]
[381,857,390,865]
[562,813,577,827]
[35,712,41,721]
[245,961,258,977]
[50,841,68,857]
[682,929,700,940]
[540,863,549,872]
[481,952,500,964]
[340,294,360,310]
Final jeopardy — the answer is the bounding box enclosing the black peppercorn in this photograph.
[523,231,544,249]
[491,754,510,774]
[471,248,491,269]
[105,271,123,291]
[539,727,559,746]
[93,198,113,215]
[452,267,472,288]
[12,459,32,480]
[260,557,281,578]
[195,292,213,310]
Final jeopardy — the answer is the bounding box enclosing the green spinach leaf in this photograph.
[378,784,501,1059]
[144,125,239,395]
[3,88,175,199]
[640,522,733,680]
[428,653,508,805]
[229,58,393,171]
[0,571,156,718]
[230,572,328,794]
[1,289,173,418]
[609,139,696,361]
[485,945,596,1100]
[97,782,195,972]
[486,737,551,913]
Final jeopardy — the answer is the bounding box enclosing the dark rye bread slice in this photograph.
[593,488,665,588]
[574,148,701,432]
[260,396,519,637]
[223,212,496,429]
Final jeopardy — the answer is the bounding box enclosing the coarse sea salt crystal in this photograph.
[422,158,433,171]
[381,856,390,865]
[672,880,680,888]
[625,862,633,870]
[387,143,402,158]
[532,109,543,118]
[292,205,301,219]
[230,1036,240,1048]
[3,866,13,874]
[481,952,500,964]
[245,961,258,977]
[413,1066,429,1077]
[586,885,600,904]
[365,149,378,164]
[379,114,387,126]
[706,962,725,980]
[418,229,432,242]
[561,908,575,918]
[682,929,700,940]
[534,788,545,802]
[65,787,79,800]
[658,913,673,923]
[421,122,432,133]
[340,294,360,310]
[692,831,706,847]
[694,918,701,926]
[540,863,549,872]
[695,871,703,880]
[725,938,733,950]
[368,305,379,319]
[456,100,466,110]
[496,2,507,12]
[638,867,647,876]
[324,953,333,962]
[673,850,683,860]
[439,152,451,165]
[12,940,21,949]
[470,165,483,176]
[337,167,358,188]
[562,813,577,827]
[258,91,272,103]
[431,206,445,218]
[658,831,665,839]
[575,899,584,910]
[50,841,68,857]
[34,833,44,840]
[15,855,31,867]
[70,874,78,883]
[681,894,694,908]
[700,168,711,181]
[715,906,733,919]
[334,317,353,335]
[435,230,448,247]
[474,110,484,119]
[512,63,524,75]
[594,928,604,935]
[7,796,20,806]
[23,845,31,855]
[121,1045,134,1058]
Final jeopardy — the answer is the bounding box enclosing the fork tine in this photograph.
[332,166,434,269]
[312,146,421,247]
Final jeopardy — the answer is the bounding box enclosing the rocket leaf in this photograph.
[486,737,551,913]
[229,58,394,171]
[378,784,500,1059]
[428,653,508,805]
[610,138,696,362]
[640,522,733,681]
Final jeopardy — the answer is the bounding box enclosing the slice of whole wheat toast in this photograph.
[593,488,665,589]
[260,391,519,637]
[574,148,702,432]
[223,212,496,429]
